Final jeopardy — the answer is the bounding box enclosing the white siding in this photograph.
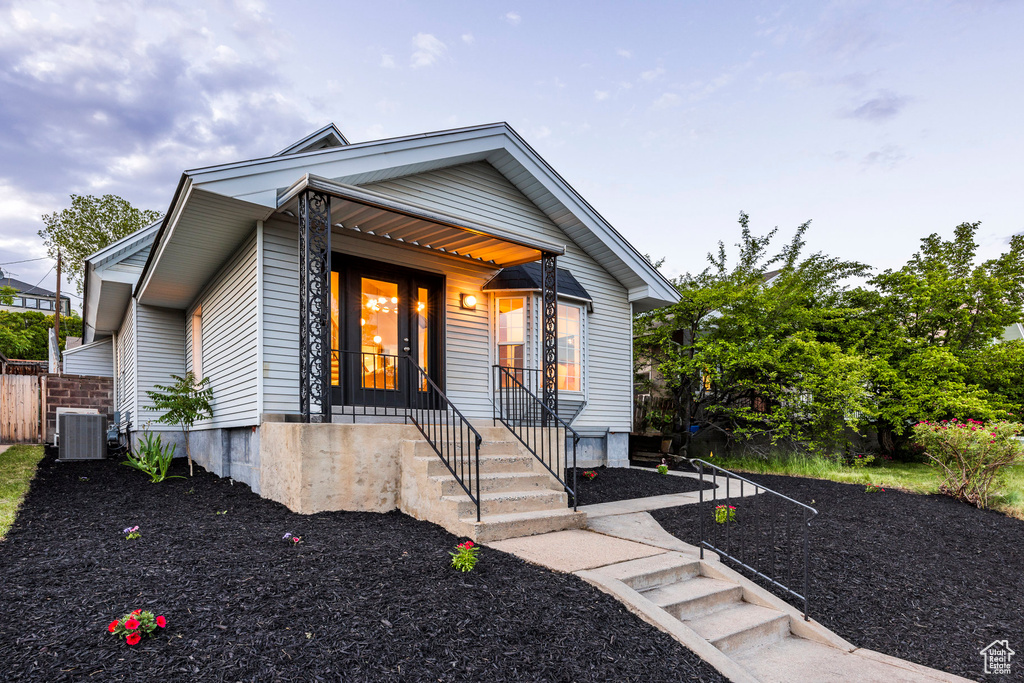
[262,219,300,413]
[63,338,114,377]
[186,229,260,428]
[135,304,185,430]
[364,162,633,431]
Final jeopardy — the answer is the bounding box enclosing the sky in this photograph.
[1,0,1023,311]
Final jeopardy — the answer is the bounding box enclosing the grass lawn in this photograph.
[0,444,44,540]
[708,453,1024,519]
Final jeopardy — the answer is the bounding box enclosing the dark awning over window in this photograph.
[482,262,592,302]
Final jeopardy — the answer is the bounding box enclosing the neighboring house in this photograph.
[81,123,677,538]
[0,269,71,316]
[1003,322,1024,341]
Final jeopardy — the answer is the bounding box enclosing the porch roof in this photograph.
[278,174,565,268]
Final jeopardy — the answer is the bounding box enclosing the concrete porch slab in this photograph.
[587,511,708,556]
[486,528,666,572]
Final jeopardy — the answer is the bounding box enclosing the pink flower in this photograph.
[156,615,166,628]
[108,620,119,633]
[124,618,140,631]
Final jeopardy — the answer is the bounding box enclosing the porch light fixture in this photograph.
[460,293,478,310]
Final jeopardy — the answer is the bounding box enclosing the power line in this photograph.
[0,256,49,266]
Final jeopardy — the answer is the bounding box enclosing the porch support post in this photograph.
[298,190,332,423]
[541,251,558,421]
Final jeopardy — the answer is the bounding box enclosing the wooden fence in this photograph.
[0,374,41,443]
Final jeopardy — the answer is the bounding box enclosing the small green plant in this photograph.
[714,504,736,524]
[215,510,227,515]
[850,453,875,468]
[581,470,597,481]
[108,609,166,646]
[912,419,1024,509]
[146,371,213,477]
[449,540,479,572]
[123,525,140,540]
[657,459,669,475]
[282,532,302,545]
[122,432,182,483]
[864,484,885,493]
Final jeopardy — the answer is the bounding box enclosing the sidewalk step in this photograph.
[643,576,743,620]
[424,453,535,476]
[686,602,790,655]
[605,554,702,592]
[434,471,560,496]
[443,489,567,518]
[464,507,587,542]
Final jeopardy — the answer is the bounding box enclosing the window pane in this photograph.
[24,298,36,308]
[331,271,340,386]
[416,287,428,390]
[558,304,582,392]
[497,298,524,343]
[361,277,399,390]
[40,299,53,310]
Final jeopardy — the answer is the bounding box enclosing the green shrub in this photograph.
[911,419,1024,509]
[123,432,182,483]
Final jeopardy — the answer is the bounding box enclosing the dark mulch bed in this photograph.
[0,453,726,682]
[567,466,709,507]
[651,475,1024,682]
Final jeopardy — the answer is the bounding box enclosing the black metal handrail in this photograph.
[492,365,578,510]
[331,349,482,521]
[689,458,818,620]
[405,357,483,522]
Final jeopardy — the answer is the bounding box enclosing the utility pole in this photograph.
[54,251,61,345]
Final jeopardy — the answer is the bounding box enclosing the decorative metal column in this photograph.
[540,252,558,421]
[298,190,332,423]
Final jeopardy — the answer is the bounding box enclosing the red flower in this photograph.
[124,618,140,631]
[131,609,142,615]
[108,620,119,633]
[156,616,166,628]
[458,541,474,550]
[126,632,141,646]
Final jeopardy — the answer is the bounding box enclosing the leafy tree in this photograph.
[636,213,872,457]
[39,194,161,293]
[0,285,15,305]
[853,223,1024,453]
[145,372,213,477]
[0,311,83,359]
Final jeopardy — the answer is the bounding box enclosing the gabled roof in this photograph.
[0,273,69,299]
[274,123,349,156]
[147,122,678,311]
[483,263,592,302]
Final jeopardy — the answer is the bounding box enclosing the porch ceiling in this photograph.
[279,174,564,268]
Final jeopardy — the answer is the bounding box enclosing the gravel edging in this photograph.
[0,453,727,682]
[650,474,1024,682]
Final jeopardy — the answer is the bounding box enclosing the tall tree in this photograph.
[39,194,161,293]
[636,213,873,457]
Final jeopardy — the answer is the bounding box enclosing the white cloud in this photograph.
[594,90,609,101]
[503,11,521,26]
[641,67,665,82]
[461,33,474,44]
[532,125,551,139]
[616,48,632,58]
[410,33,447,68]
[380,53,396,68]
[652,92,681,110]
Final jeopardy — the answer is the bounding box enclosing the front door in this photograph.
[331,256,442,408]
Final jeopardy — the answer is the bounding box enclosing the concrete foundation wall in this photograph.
[573,431,628,469]
[259,422,418,514]
[188,427,262,493]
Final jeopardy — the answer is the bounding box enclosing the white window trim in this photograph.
[557,300,586,395]
[191,306,203,381]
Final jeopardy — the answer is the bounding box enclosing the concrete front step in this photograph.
[434,471,561,497]
[612,555,703,592]
[461,507,587,543]
[424,452,536,477]
[643,576,744,621]
[686,602,791,655]
[443,489,568,519]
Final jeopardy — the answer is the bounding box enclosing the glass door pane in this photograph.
[331,271,340,386]
[416,287,429,390]
[361,277,399,390]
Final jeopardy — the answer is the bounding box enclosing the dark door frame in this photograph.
[330,254,445,408]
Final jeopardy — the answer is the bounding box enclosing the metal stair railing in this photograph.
[492,365,578,510]
[689,458,818,620]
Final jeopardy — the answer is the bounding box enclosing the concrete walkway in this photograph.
[487,477,971,683]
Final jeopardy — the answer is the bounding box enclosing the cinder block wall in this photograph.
[43,374,114,443]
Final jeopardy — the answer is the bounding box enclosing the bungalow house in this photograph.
[81,123,678,540]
